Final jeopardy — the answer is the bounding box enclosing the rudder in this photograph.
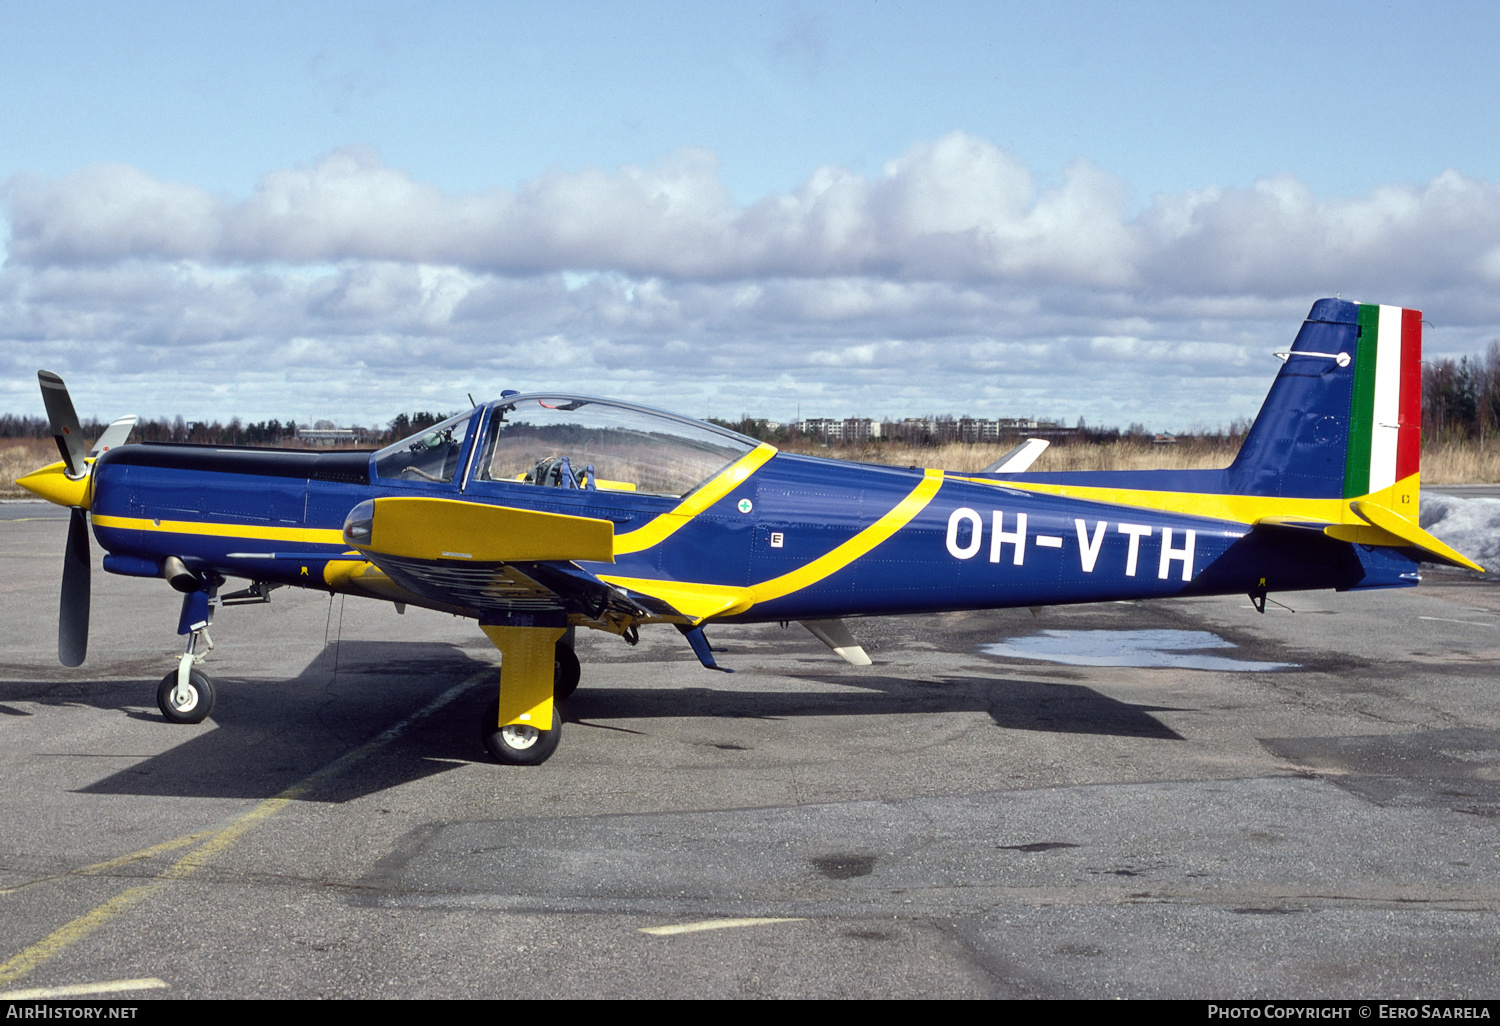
[1228,298,1422,502]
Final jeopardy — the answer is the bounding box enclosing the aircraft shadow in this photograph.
[72,641,496,803]
[60,647,1184,804]
[568,673,1187,741]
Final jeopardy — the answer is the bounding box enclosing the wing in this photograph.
[341,496,683,628]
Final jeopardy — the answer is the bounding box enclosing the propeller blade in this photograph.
[88,415,137,457]
[59,508,90,667]
[38,370,86,478]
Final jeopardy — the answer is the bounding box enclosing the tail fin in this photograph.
[1229,298,1422,501]
[1229,299,1481,571]
[994,297,1480,570]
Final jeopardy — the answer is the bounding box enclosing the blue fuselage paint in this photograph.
[88,431,1416,628]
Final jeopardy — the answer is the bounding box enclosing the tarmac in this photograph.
[1,498,1498,998]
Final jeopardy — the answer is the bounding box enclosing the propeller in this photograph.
[59,507,90,666]
[38,369,86,477]
[29,371,135,667]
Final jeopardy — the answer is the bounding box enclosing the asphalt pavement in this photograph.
[1,511,1498,998]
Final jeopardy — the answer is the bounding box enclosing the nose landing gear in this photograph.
[156,579,221,725]
[157,664,215,724]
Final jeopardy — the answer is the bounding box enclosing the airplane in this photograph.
[16,298,1482,765]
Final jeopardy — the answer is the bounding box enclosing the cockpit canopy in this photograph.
[373,395,758,498]
[372,411,475,485]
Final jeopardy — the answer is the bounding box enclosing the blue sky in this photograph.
[4,1,1500,431]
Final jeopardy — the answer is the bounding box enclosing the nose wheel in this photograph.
[157,668,215,724]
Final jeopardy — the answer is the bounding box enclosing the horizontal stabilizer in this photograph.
[348,496,615,564]
[983,438,1050,473]
[800,619,873,665]
[1349,501,1484,572]
[1253,506,1484,573]
[1253,515,1335,532]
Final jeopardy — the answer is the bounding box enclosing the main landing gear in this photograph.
[553,639,581,702]
[481,698,562,765]
[478,625,577,766]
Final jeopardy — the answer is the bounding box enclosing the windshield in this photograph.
[373,411,475,484]
[476,396,756,497]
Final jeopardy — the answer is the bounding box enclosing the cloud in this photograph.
[3,134,1140,285]
[9,133,1500,303]
[5,133,1500,429]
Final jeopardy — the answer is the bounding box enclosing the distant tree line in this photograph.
[1424,343,1500,442]
[711,415,1256,448]
[0,411,459,448]
[7,354,1499,451]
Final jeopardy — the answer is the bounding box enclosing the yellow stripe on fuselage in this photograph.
[746,468,944,603]
[959,473,1421,527]
[601,468,944,619]
[612,444,778,555]
[90,514,345,546]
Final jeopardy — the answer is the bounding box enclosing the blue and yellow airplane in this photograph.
[17,298,1482,764]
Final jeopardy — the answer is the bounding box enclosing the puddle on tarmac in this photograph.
[979,629,1296,671]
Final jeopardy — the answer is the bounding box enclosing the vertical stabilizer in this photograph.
[1228,299,1421,502]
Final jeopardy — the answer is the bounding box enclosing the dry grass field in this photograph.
[2,439,55,499]
[6,434,1499,501]
[786,436,1500,484]
[780,436,1246,475]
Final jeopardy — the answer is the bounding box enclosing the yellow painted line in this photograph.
[0,668,491,990]
[985,480,1351,525]
[613,444,778,555]
[0,829,218,896]
[0,882,162,988]
[640,917,806,936]
[91,514,344,546]
[0,977,169,999]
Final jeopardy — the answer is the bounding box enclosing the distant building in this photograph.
[795,413,1086,446]
[297,426,358,446]
[796,418,882,443]
[875,415,1080,445]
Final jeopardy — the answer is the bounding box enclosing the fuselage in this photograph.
[84,394,1420,631]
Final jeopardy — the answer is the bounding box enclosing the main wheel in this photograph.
[480,697,562,765]
[554,641,581,702]
[157,668,215,724]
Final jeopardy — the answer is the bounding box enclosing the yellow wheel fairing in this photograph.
[480,625,565,729]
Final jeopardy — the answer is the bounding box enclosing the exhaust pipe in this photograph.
[161,556,202,594]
